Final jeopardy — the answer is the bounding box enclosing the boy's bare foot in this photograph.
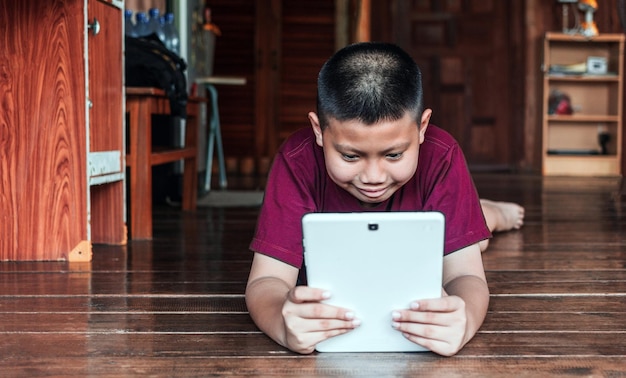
[480,199,525,232]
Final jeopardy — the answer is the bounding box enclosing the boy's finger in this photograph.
[299,302,359,322]
[286,300,358,324]
[410,295,464,313]
[308,314,361,332]
[288,286,331,303]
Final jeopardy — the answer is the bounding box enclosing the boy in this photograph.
[246,42,523,356]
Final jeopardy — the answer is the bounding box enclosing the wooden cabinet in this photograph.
[0,0,126,261]
[542,32,624,176]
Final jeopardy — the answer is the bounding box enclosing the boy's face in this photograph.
[309,110,432,207]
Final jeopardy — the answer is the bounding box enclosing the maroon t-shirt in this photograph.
[250,125,490,268]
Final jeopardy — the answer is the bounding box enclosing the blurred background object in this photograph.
[578,0,599,36]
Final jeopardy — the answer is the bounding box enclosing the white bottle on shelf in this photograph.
[162,13,180,55]
[124,9,138,37]
[155,16,167,44]
[134,12,150,37]
[147,8,161,36]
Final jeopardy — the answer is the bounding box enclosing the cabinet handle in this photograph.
[88,18,100,36]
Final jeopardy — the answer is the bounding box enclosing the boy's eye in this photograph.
[386,152,403,160]
[341,153,359,161]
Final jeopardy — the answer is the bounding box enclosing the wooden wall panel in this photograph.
[278,1,336,146]
[373,1,516,169]
[201,1,335,174]
[125,0,166,13]
[438,92,464,146]
[412,2,511,166]
[207,1,256,161]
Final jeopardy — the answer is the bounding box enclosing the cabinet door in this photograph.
[382,1,518,169]
[0,0,88,260]
[88,0,126,244]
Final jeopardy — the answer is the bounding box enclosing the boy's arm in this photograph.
[391,243,489,356]
[245,252,358,354]
[245,253,299,349]
[441,243,490,348]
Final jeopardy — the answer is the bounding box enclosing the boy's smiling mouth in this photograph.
[356,186,389,200]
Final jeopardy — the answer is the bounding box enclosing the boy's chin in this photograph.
[355,193,393,208]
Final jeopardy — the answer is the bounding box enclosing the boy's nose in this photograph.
[360,160,386,184]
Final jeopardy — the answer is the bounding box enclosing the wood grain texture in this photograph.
[0,174,625,376]
[0,0,87,260]
[2,0,126,258]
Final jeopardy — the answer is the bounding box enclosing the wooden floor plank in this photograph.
[488,281,626,294]
[0,281,248,295]
[1,295,624,314]
[488,295,626,312]
[0,313,259,333]
[0,311,623,334]
[0,296,247,313]
[1,356,625,377]
[1,332,625,357]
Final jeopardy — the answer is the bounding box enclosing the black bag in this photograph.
[125,34,188,117]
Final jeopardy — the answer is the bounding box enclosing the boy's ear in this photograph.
[308,112,324,147]
[418,109,433,144]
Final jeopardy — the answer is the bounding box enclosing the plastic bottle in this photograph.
[134,12,150,37]
[147,8,161,36]
[162,13,180,55]
[156,16,167,45]
[124,9,138,37]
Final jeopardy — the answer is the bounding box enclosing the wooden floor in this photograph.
[1,173,625,377]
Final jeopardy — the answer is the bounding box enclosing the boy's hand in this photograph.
[391,293,468,356]
[281,286,361,354]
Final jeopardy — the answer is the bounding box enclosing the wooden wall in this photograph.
[199,1,626,174]
[125,0,166,13]
[207,0,335,176]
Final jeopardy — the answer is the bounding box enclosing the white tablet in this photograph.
[302,211,444,352]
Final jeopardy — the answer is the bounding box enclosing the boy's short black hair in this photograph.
[316,42,424,129]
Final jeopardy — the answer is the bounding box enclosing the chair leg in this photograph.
[205,114,216,193]
[204,84,228,192]
[214,111,227,190]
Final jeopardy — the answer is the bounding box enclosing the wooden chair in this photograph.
[125,87,204,239]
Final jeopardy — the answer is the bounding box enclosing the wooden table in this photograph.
[195,76,247,192]
[125,87,204,239]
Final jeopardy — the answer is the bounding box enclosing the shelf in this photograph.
[547,149,602,155]
[545,32,626,43]
[547,114,620,122]
[543,154,621,176]
[542,33,623,176]
[547,74,619,82]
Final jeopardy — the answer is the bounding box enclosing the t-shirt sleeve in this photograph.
[249,143,317,268]
[418,133,491,255]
